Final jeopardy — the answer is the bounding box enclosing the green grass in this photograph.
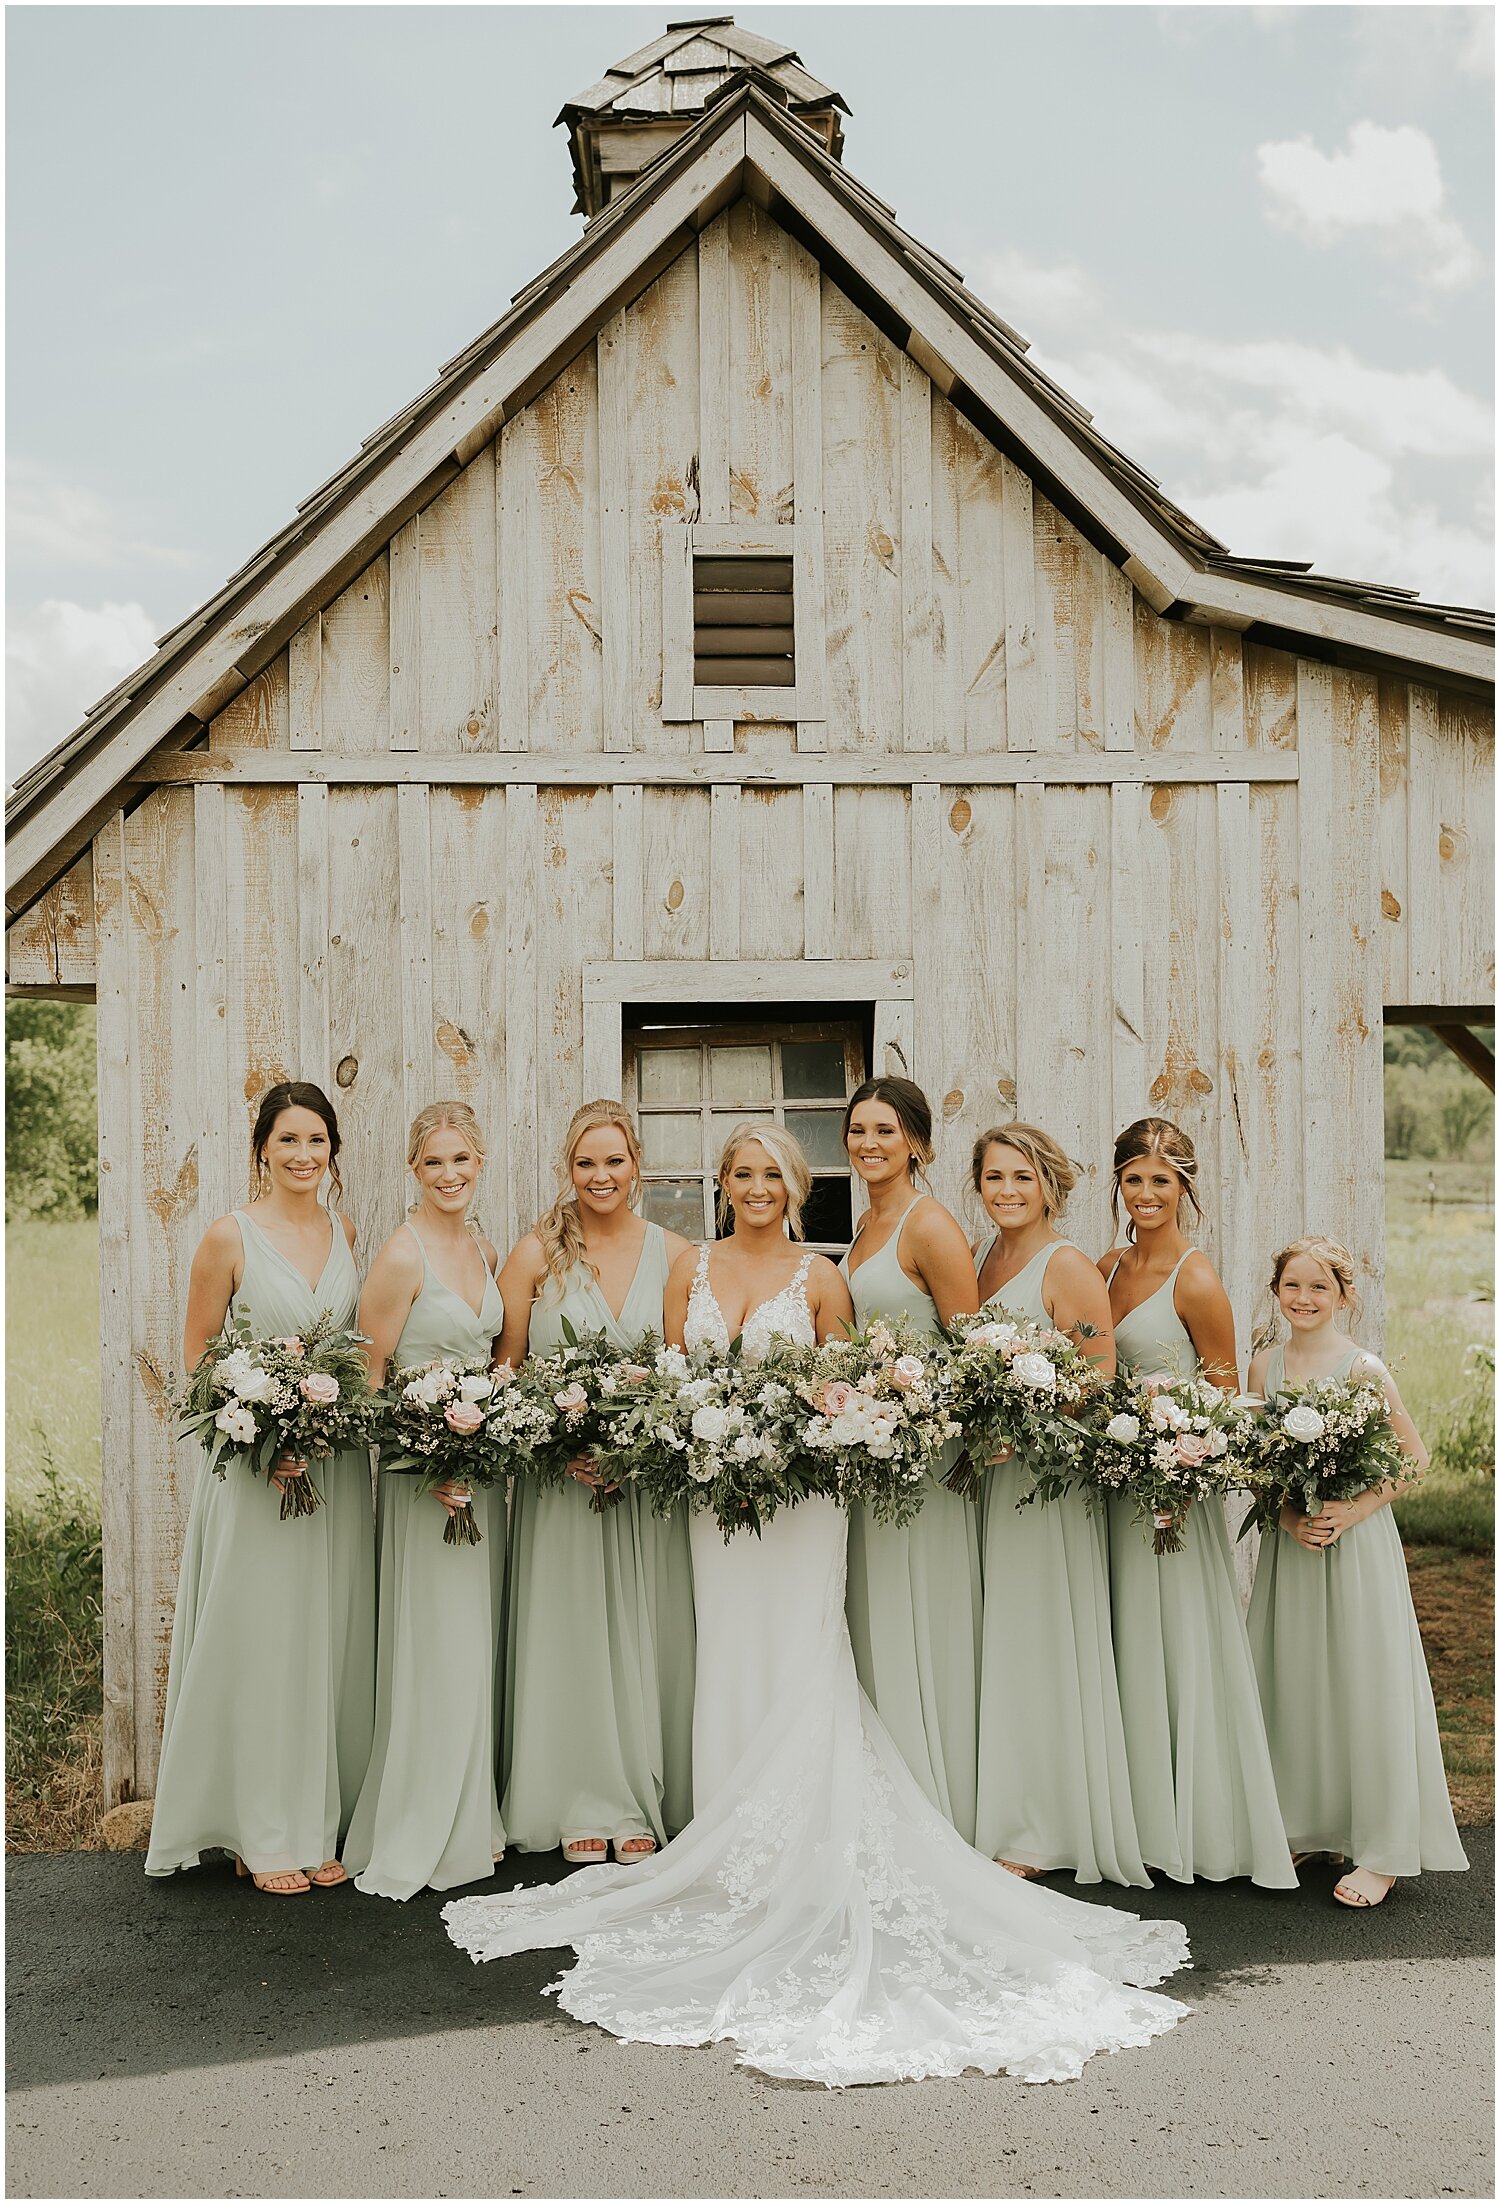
[5,1216,101,1506]
[5,1459,103,1848]
[1383,1159,1494,1553]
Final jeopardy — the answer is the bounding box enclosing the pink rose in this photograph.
[444,1400,485,1435]
[554,1382,589,1417]
[274,1336,306,1358]
[621,1364,651,1384]
[491,1361,515,1385]
[299,1371,340,1405]
[819,1380,854,1416]
[1174,1432,1212,1466]
[890,1354,925,1390]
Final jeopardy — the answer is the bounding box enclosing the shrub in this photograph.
[5,1001,98,1220]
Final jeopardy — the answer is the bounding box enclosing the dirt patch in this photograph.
[1405,1543,1494,1826]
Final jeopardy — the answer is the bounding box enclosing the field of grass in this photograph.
[6,1217,101,1506]
[1384,1158,1494,1553]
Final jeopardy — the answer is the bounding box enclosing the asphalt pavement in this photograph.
[6,1834,1493,2200]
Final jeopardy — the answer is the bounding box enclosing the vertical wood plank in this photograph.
[398,786,434,1127]
[193,785,230,1232]
[209,658,289,754]
[1210,628,1247,753]
[598,310,632,753]
[1377,678,1410,1005]
[710,785,742,958]
[320,555,389,754]
[626,252,699,756]
[288,615,323,752]
[1100,557,1135,751]
[1109,782,1148,1132]
[820,283,902,754]
[428,788,507,1223]
[1215,780,1256,1349]
[496,413,531,752]
[789,238,826,754]
[505,786,540,1246]
[738,790,806,958]
[900,355,933,753]
[803,782,834,958]
[93,813,136,1804]
[1010,782,1049,1121]
[697,213,731,525]
[582,999,624,1101]
[832,788,912,960]
[612,783,645,959]
[642,789,711,962]
[388,518,420,751]
[1000,456,1037,751]
[527,360,603,752]
[296,786,331,1094]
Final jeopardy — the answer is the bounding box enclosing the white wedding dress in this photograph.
[444,1252,1191,2086]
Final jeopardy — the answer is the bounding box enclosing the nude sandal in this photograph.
[306,1859,348,1888]
[1292,1850,1345,1868]
[236,1856,310,1895]
[612,1835,658,1862]
[998,1859,1044,1879]
[1334,1869,1395,1909]
[562,1838,609,1865]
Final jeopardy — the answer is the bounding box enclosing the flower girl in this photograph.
[1245,1235,1468,1907]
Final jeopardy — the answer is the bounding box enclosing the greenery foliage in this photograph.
[5,1453,104,1843]
[1383,1026,1494,1161]
[5,1001,98,1220]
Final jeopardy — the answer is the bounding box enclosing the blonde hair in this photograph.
[1252,1234,1361,1353]
[406,1100,487,1224]
[535,1101,642,1301]
[716,1120,813,1241]
[1110,1116,1204,1238]
[971,1121,1080,1221]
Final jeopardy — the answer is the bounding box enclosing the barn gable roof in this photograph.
[7,70,1492,920]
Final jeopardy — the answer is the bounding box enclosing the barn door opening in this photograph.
[1385,1006,1495,1093]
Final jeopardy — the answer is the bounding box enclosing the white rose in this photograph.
[731,1432,763,1461]
[756,1381,788,1408]
[1012,1352,1057,1392]
[1105,1413,1140,1445]
[688,1461,716,1484]
[680,1377,718,1408]
[1148,1393,1187,1431]
[966,1320,1017,1349]
[1282,1404,1326,1443]
[404,1370,446,1408]
[458,1372,494,1403]
[213,1348,257,1394]
[655,1347,689,1379]
[214,1403,258,1446]
[692,1404,731,1445]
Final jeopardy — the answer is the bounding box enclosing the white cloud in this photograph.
[978,246,1097,330]
[6,599,159,788]
[1349,7,1493,97]
[1257,120,1481,290]
[8,462,192,573]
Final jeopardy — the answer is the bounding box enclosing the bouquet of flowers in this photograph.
[782,1318,962,1528]
[1238,1372,1413,1538]
[1088,1369,1254,1554]
[378,1358,527,1545]
[512,1321,663,1513]
[618,1342,837,1540]
[177,1315,378,1520]
[940,1308,1105,1503]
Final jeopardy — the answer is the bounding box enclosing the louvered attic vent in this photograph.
[693,555,796,687]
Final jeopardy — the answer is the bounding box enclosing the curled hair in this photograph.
[842,1077,935,1184]
[249,1081,343,1206]
[1251,1234,1361,1353]
[971,1121,1080,1221]
[1110,1116,1204,1239]
[716,1120,813,1241]
[535,1101,642,1302]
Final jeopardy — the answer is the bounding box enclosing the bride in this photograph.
[444,1123,1191,2087]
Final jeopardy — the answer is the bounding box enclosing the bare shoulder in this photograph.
[1246,1346,1270,1394]
[199,1212,244,1259]
[1348,1348,1391,1387]
[1176,1248,1229,1306]
[806,1252,847,1292]
[667,1240,706,1285]
[475,1232,501,1272]
[908,1194,968,1250]
[369,1224,423,1284]
[1048,1243,1102,1291]
[339,1210,358,1251]
[660,1227,695,1269]
[501,1229,547,1280]
[1097,1245,1127,1280]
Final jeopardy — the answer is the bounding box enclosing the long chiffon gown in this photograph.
[1106,1253,1295,1890]
[974,1236,1148,1885]
[840,1195,982,1844]
[443,1257,1191,2088]
[1247,1343,1467,1878]
[342,1227,507,1898]
[146,1209,376,1877]
[501,1223,695,1850]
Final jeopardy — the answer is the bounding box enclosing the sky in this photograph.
[6,3,1494,783]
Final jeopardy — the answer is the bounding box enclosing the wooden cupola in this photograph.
[558,16,848,217]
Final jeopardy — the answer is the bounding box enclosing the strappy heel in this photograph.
[236,1856,310,1894]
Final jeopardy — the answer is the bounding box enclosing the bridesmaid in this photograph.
[841,1077,983,1845]
[342,1102,507,1899]
[1246,1235,1468,1907]
[970,1123,1148,1887]
[499,1101,695,1861]
[1097,1116,1295,1890]
[146,1082,375,1890]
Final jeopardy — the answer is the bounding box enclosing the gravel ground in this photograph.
[6,1833,1492,2200]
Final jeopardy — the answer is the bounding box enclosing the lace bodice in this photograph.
[683,1247,816,1362]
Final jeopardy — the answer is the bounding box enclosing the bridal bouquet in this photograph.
[177,1315,378,1520]
[781,1319,962,1527]
[1237,1373,1412,1539]
[378,1358,527,1545]
[513,1322,663,1513]
[622,1344,838,1540]
[939,1309,1104,1503]
[1088,1370,1254,1555]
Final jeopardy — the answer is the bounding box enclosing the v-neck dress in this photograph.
[146,1208,377,1878]
[343,1227,508,1899]
[839,1196,981,1846]
[973,1236,1147,1886]
[501,1224,696,1850]
[1106,1252,1295,1889]
[1247,1344,1467,1877]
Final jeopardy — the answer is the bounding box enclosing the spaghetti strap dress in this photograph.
[840,1195,981,1845]
[146,1208,376,1877]
[343,1227,508,1898]
[502,1223,695,1850]
[1106,1253,1293,1888]
[1247,1344,1467,1877]
[974,1235,1147,1885]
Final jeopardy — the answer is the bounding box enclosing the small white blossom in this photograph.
[214,1403,258,1446]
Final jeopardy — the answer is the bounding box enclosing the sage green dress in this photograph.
[146,1209,376,1878]
[343,1228,507,1899]
[840,1195,981,1845]
[502,1224,695,1850]
[1247,1344,1467,1878]
[974,1236,1148,1885]
[1106,1251,1295,1889]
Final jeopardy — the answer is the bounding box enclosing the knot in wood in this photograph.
[948,797,972,835]
[942,1089,964,1119]
[336,1055,359,1089]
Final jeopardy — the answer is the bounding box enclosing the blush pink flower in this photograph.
[890,1355,925,1390]
[1174,1432,1212,1467]
[299,1371,340,1405]
[819,1380,854,1416]
[274,1337,306,1358]
[621,1364,651,1384]
[554,1381,589,1417]
[444,1400,485,1436]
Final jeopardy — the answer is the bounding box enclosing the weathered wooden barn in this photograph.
[7,18,1494,1808]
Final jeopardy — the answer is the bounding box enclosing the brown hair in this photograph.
[842,1077,935,1184]
[971,1121,1080,1221]
[535,1101,642,1301]
[1110,1116,1204,1238]
[250,1082,343,1206]
[715,1120,813,1240]
[1252,1234,1361,1353]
